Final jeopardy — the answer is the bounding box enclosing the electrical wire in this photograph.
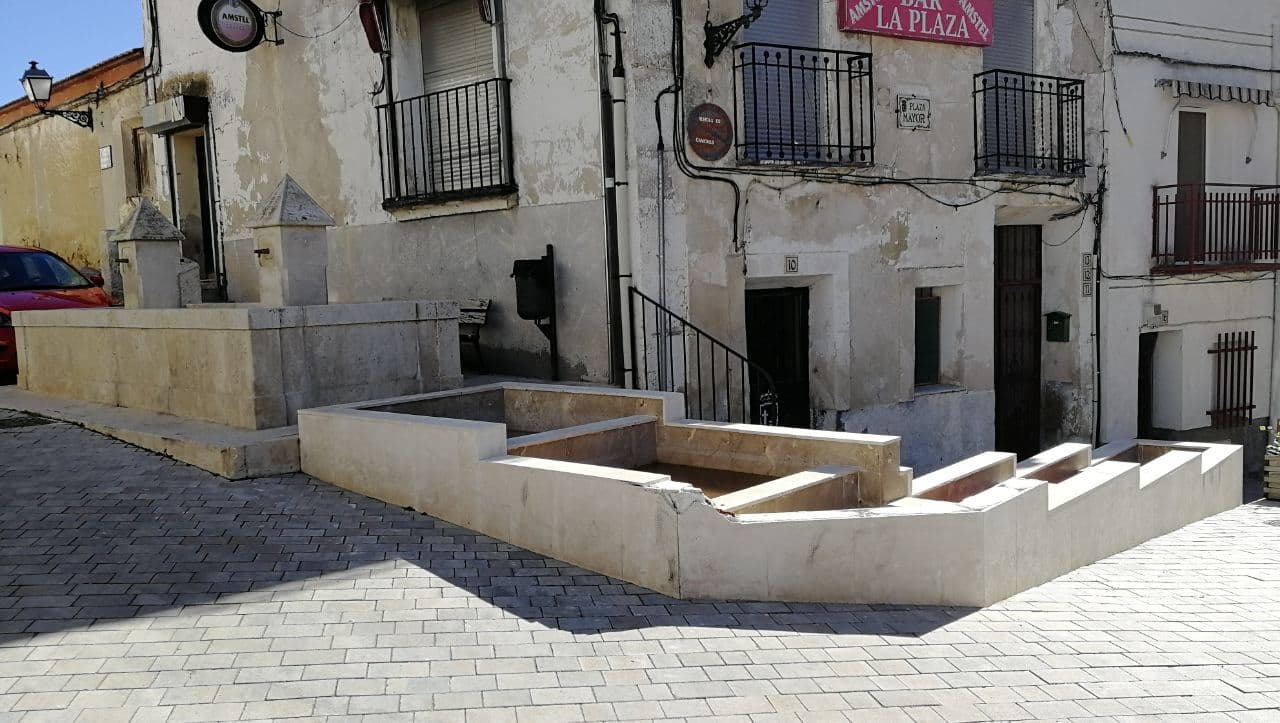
[1103,270,1280,285]
[275,3,359,40]
[1041,205,1092,248]
[1113,49,1280,76]
[1099,0,1130,138]
[659,0,1096,237]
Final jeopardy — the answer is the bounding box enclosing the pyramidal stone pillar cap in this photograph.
[113,198,183,242]
[248,175,336,228]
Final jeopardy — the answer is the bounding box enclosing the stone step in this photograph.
[0,386,298,479]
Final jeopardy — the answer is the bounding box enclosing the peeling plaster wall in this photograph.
[149,0,611,382]
[1097,2,1280,441]
[614,0,1098,470]
[147,0,1126,466]
[0,79,147,270]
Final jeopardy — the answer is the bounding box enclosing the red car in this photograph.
[0,246,113,378]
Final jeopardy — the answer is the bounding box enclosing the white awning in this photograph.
[1157,79,1273,106]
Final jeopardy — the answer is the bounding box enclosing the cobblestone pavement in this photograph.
[2,410,1280,722]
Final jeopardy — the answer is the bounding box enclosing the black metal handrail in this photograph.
[376,78,515,207]
[628,287,779,425]
[733,43,874,165]
[1152,183,1280,268]
[974,69,1084,177]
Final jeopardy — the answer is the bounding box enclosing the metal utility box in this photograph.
[1045,311,1071,343]
[510,245,559,380]
[512,255,555,321]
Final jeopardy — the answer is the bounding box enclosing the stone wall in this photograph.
[15,302,462,430]
[299,383,1244,606]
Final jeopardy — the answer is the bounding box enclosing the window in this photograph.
[129,126,154,197]
[914,288,941,387]
[1173,111,1207,261]
[0,253,92,292]
[420,0,495,93]
[377,0,514,206]
[735,0,873,164]
[975,1,1085,176]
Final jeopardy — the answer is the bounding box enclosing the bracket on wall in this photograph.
[703,0,768,67]
[40,107,94,129]
[264,10,285,46]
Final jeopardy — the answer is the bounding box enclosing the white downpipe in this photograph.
[1269,21,1280,427]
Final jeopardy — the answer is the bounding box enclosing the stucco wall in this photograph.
[0,73,147,270]
[613,0,1099,468]
[147,0,1275,465]
[1097,6,1280,440]
[148,0,613,381]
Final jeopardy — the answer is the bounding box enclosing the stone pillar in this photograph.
[249,176,335,308]
[114,198,183,309]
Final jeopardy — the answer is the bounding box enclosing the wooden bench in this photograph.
[459,298,492,373]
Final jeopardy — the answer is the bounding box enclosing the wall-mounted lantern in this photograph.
[19,61,93,129]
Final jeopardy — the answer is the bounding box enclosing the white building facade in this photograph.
[1096,1,1280,447]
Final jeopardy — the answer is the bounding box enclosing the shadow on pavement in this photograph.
[0,411,975,645]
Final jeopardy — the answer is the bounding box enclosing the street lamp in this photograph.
[19,61,93,129]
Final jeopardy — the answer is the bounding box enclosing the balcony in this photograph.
[1152,184,1280,270]
[974,70,1084,177]
[376,78,515,208]
[733,43,874,166]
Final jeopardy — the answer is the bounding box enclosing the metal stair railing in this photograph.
[628,287,779,425]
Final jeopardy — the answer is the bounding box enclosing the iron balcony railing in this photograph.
[628,288,779,426]
[1152,184,1280,268]
[733,43,874,165]
[974,70,1084,177]
[376,78,515,207]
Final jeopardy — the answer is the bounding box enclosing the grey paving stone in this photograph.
[1,415,1277,722]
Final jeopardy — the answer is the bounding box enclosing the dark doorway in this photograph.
[194,140,216,278]
[170,130,223,297]
[1138,332,1158,438]
[746,287,811,428]
[995,226,1043,460]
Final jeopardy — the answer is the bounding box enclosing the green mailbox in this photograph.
[1045,311,1071,343]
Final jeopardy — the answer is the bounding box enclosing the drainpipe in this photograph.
[596,0,632,386]
[1270,24,1280,427]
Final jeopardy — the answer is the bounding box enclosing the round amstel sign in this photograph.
[198,0,267,53]
[687,103,734,162]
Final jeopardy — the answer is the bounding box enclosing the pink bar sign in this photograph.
[839,0,994,47]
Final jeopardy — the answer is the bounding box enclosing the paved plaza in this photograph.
[1,409,1279,722]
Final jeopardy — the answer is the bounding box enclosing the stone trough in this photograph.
[300,383,1243,606]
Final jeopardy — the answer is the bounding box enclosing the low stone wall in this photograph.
[656,422,908,506]
[299,384,1244,606]
[15,301,462,430]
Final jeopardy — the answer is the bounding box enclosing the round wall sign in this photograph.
[687,103,734,162]
[198,0,267,53]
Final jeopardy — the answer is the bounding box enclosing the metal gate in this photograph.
[1208,331,1257,429]
[995,225,1043,459]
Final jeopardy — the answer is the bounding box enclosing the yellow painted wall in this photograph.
[0,78,148,271]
